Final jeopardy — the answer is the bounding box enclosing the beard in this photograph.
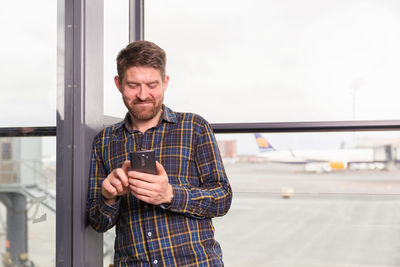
[125,97,163,121]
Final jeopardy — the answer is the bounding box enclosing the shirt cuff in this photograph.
[164,184,189,212]
[97,194,120,216]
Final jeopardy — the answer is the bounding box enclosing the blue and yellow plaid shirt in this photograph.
[87,105,232,266]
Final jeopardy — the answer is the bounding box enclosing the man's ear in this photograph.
[162,75,169,92]
[114,75,123,93]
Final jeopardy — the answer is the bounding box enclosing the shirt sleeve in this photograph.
[86,134,121,232]
[165,120,232,219]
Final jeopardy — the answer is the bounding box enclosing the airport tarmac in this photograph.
[2,161,400,267]
[214,162,400,267]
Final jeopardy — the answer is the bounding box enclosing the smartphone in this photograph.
[130,150,157,175]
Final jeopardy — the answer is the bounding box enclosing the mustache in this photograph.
[133,99,155,104]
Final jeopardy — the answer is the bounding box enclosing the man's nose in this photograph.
[137,86,149,100]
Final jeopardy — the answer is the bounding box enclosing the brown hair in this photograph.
[116,40,167,80]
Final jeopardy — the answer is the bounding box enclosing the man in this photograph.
[87,40,232,266]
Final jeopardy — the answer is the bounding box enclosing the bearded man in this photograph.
[87,40,232,267]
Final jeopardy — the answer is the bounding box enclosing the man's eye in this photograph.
[128,84,138,89]
[148,83,158,89]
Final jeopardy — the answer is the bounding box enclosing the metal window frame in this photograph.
[130,0,144,41]
[54,0,145,265]
[56,0,104,266]
[0,127,56,137]
[211,120,400,134]
[2,118,400,139]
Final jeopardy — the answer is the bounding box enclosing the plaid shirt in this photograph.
[87,105,232,267]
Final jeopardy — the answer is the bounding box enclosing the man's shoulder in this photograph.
[164,105,209,128]
[174,110,209,127]
[92,121,124,144]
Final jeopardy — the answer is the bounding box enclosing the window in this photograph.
[104,0,130,120]
[0,1,57,127]
[144,1,400,266]
[0,1,57,265]
[214,131,400,266]
[145,0,400,123]
[0,136,56,266]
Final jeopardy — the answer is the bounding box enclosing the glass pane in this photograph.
[0,136,56,266]
[0,1,57,127]
[103,2,129,265]
[103,0,130,120]
[214,131,400,266]
[145,0,400,123]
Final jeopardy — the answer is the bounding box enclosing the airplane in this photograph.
[253,134,383,172]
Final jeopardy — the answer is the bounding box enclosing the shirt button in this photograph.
[144,204,149,209]
[153,259,158,264]
[147,232,152,237]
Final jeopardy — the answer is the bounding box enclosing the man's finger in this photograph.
[130,184,153,198]
[129,171,156,183]
[109,177,124,193]
[102,179,117,197]
[129,178,156,191]
[115,168,129,187]
[156,161,167,176]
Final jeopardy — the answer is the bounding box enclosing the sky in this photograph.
[1,0,400,155]
[142,0,400,123]
[103,0,400,123]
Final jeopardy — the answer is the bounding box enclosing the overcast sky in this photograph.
[1,0,400,154]
[102,0,400,122]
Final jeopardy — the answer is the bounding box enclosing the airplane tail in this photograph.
[254,134,275,152]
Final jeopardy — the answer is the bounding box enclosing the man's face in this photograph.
[115,66,169,122]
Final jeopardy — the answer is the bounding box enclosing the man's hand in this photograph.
[101,160,131,205]
[128,161,173,205]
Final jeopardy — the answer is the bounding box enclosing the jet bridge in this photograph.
[0,137,114,266]
[0,138,53,266]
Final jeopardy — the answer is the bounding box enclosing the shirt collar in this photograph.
[116,105,177,132]
[161,105,177,124]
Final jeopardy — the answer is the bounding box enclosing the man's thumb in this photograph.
[156,161,167,176]
[121,160,131,173]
